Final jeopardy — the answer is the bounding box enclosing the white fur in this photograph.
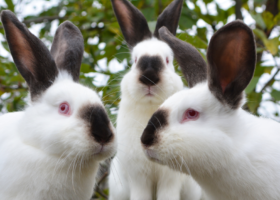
[145,82,280,200]
[0,72,117,200]
[109,38,203,200]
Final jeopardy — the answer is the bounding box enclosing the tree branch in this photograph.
[92,171,109,200]
[256,0,279,62]
[260,57,280,93]
[235,0,243,20]
[0,15,66,29]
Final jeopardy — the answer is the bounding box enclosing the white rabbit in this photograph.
[0,10,116,200]
[108,0,203,199]
[141,21,280,200]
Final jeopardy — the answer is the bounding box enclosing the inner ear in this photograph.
[111,0,152,48]
[1,10,58,100]
[207,21,256,109]
[50,21,84,82]
[113,0,134,36]
[3,20,36,77]
[211,30,252,92]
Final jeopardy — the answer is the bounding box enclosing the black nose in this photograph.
[80,105,113,144]
[138,55,163,86]
[141,109,168,147]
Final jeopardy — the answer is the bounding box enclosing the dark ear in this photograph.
[50,21,84,82]
[1,10,58,100]
[111,0,152,49]
[154,0,183,38]
[207,20,256,109]
[159,27,207,87]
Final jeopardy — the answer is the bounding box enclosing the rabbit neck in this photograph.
[116,97,162,150]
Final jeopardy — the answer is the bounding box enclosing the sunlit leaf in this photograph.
[271,89,280,101]
[4,0,14,12]
[264,37,279,55]
[251,13,266,29]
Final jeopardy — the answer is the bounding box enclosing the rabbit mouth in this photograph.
[145,149,163,164]
[144,86,155,96]
[93,145,104,155]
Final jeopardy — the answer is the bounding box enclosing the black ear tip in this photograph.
[225,20,252,31]
[1,10,16,23]
[61,20,74,26]
[61,20,76,27]
[59,20,79,31]
[174,0,184,5]
[57,20,83,39]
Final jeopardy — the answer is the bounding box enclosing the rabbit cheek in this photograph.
[141,109,169,147]
[137,55,163,86]
[79,105,114,146]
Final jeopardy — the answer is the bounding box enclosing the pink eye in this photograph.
[166,57,169,64]
[181,109,199,123]
[135,57,137,63]
[59,102,71,116]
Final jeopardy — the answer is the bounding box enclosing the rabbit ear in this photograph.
[50,21,84,82]
[207,20,256,109]
[159,26,207,87]
[154,0,183,38]
[111,0,152,49]
[1,10,58,100]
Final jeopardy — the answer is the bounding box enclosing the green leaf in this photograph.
[80,63,92,74]
[250,13,266,29]
[245,77,259,93]
[271,90,280,101]
[107,22,121,35]
[253,29,279,55]
[179,16,196,30]
[196,27,208,42]
[253,28,267,41]
[246,92,262,114]
[254,64,274,76]
[148,21,157,32]
[178,32,208,49]
[264,37,279,55]
[262,11,275,31]
[4,0,14,12]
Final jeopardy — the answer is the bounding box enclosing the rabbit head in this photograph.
[141,21,256,175]
[111,0,185,105]
[1,10,116,163]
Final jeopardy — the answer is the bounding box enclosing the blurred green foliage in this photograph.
[0,0,280,198]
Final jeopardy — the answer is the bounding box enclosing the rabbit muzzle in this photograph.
[79,104,114,145]
[141,109,168,147]
[138,55,163,86]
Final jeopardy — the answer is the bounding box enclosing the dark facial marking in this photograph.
[141,109,168,147]
[80,105,113,144]
[138,55,163,86]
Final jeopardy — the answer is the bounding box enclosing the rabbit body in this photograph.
[154,83,280,200]
[141,22,280,200]
[0,74,116,200]
[109,39,203,200]
[0,11,116,200]
[109,0,203,199]
[0,113,98,200]
[110,99,202,200]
